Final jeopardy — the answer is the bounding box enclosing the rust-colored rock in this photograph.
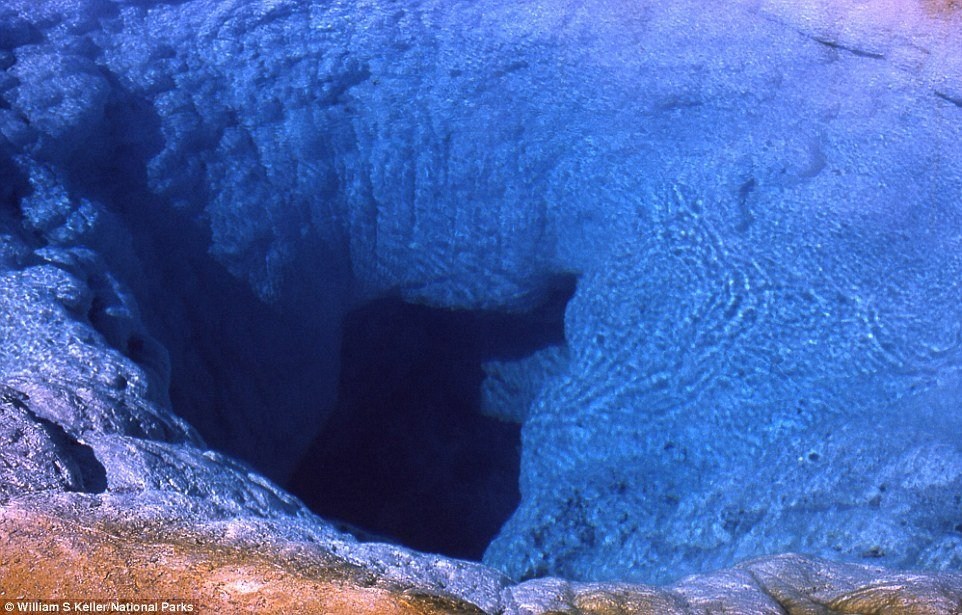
[3,499,962,614]
[0,501,482,615]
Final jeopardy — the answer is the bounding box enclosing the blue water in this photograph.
[2,0,962,584]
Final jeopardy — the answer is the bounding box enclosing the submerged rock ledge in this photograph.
[3,495,961,614]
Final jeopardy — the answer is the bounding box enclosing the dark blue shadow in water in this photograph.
[288,278,574,560]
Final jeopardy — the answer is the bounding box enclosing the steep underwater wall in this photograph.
[1,0,962,600]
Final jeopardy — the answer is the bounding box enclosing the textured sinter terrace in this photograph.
[4,497,962,614]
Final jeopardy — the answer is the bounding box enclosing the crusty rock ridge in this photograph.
[3,496,962,614]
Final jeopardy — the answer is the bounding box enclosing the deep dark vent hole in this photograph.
[288,282,573,560]
[37,80,578,562]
